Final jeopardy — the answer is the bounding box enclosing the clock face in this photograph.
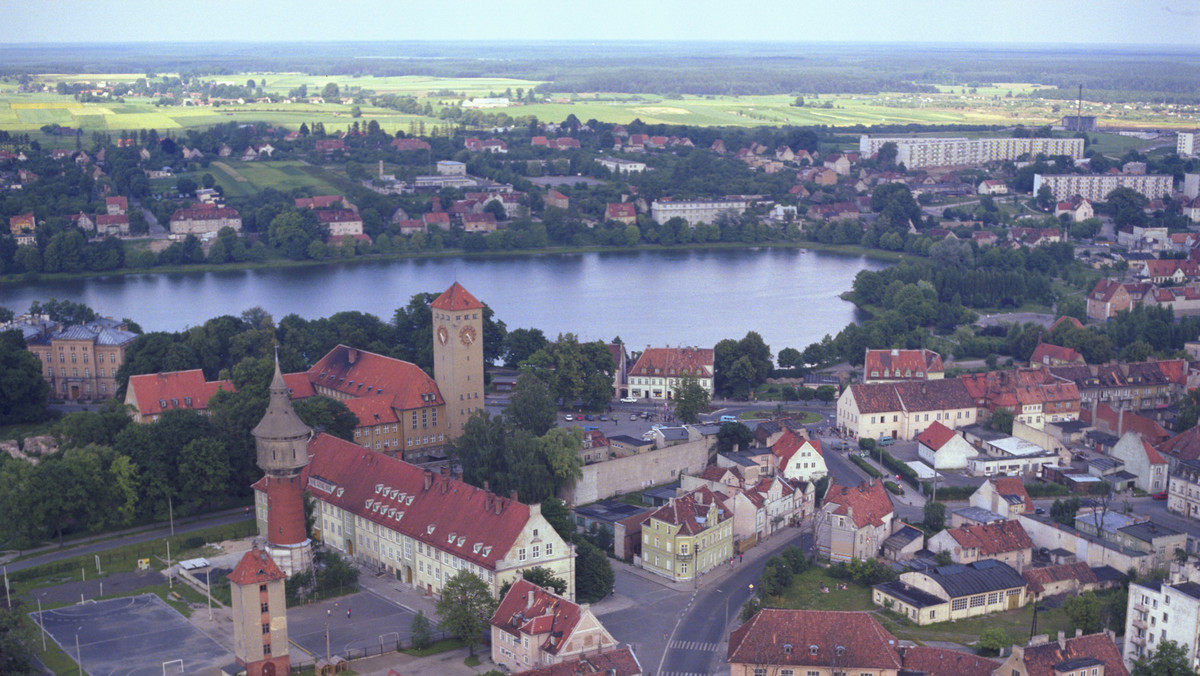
[459,325,477,346]
[437,326,449,345]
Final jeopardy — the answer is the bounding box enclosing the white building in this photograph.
[596,158,646,174]
[1178,130,1198,158]
[859,135,1084,169]
[649,198,750,226]
[1125,578,1200,670]
[916,421,979,470]
[1033,173,1173,203]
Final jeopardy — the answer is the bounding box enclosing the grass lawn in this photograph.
[769,568,876,612]
[403,637,467,657]
[737,408,823,425]
[877,601,1077,647]
[0,419,59,443]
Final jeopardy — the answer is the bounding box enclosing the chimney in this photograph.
[423,469,433,490]
[485,492,494,511]
[1057,630,1066,650]
[1118,407,1125,435]
[527,589,535,608]
[495,496,504,515]
[510,489,519,502]
[1075,628,1083,638]
[347,348,358,364]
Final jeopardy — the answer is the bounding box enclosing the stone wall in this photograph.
[562,438,712,506]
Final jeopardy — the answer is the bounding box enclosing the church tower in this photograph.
[253,356,313,576]
[431,282,484,437]
[229,547,290,676]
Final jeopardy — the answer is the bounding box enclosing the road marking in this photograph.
[660,672,707,676]
[669,639,718,651]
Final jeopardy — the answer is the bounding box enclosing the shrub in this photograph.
[884,481,902,495]
[849,454,882,478]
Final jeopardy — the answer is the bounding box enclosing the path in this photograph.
[212,160,248,182]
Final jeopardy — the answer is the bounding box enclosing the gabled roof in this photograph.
[605,203,636,219]
[943,520,1033,556]
[989,477,1035,513]
[916,421,957,451]
[227,547,285,586]
[127,369,234,416]
[297,344,443,412]
[1158,425,1200,462]
[919,559,1025,598]
[508,646,642,676]
[864,348,944,377]
[1030,342,1082,365]
[898,646,999,676]
[431,282,483,311]
[629,347,713,379]
[849,379,974,414]
[298,433,532,570]
[824,481,893,529]
[1015,633,1129,676]
[647,486,729,535]
[771,429,821,465]
[490,578,583,653]
[728,609,903,670]
[1020,562,1097,595]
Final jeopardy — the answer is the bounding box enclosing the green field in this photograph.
[182,160,352,198]
[2,72,1194,137]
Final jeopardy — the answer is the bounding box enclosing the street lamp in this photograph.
[325,609,331,661]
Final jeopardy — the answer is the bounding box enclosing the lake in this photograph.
[1,248,887,353]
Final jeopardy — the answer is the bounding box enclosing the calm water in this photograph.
[1,248,887,353]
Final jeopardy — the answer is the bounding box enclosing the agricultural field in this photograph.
[175,160,352,199]
[2,73,1196,139]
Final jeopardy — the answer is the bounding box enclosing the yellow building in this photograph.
[19,316,137,402]
[431,282,485,435]
[872,559,1027,626]
[641,487,733,582]
[256,432,576,600]
[837,379,976,442]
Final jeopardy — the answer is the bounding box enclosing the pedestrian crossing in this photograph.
[669,639,719,652]
[660,672,707,676]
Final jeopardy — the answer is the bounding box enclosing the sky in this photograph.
[3,0,1198,46]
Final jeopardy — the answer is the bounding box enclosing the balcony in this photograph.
[1134,603,1147,613]
[1130,634,1146,647]
[676,552,693,561]
[1132,618,1147,630]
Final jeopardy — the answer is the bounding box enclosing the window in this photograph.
[969,595,985,608]
[532,545,540,558]
[545,542,553,556]
[263,644,271,655]
[262,623,270,634]
[518,548,526,562]
[952,598,968,611]
[261,602,268,612]
[259,584,267,593]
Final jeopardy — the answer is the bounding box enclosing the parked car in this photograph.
[620,396,638,403]
[599,415,607,421]
[585,414,595,421]
[720,415,738,423]
[564,414,573,421]
[1153,492,1169,500]
[630,414,638,421]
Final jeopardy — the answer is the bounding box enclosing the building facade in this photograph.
[1168,459,1200,520]
[837,379,977,442]
[627,346,714,400]
[1033,173,1173,203]
[169,206,242,234]
[490,579,619,673]
[859,135,1084,169]
[649,198,750,226]
[641,487,733,582]
[816,480,895,562]
[228,547,290,676]
[431,282,485,435]
[1125,579,1200,670]
[21,317,137,402]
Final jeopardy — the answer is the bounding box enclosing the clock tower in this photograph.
[431,282,485,437]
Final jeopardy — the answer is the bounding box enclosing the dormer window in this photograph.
[159,399,167,408]
[783,644,793,655]
[457,537,466,547]
[473,543,482,554]
[427,524,436,535]
[482,546,492,558]
[809,645,819,655]
[448,533,457,544]
[835,646,846,657]
[375,484,383,494]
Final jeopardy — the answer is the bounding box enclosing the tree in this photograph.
[815,385,838,402]
[436,570,496,657]
[1132,639,1192,676]
[0,330,51,424]
[540,497,573,542]
[28,298,97,325]
[503,327,549,367]
[410,610,433,650]
[977,627,1011,656]
[0,607,35,674]
[505,373,558,436]
[716,421,754,454]
[1035,183,1055,211]
[498,567,568,599]
[575,540,614,603]
[714,332,773,399]
[1050,496,1081,527]
[673,375,710,424]
[875,141,899,166]
[292,396,358,440]
[988,408,1014,434]
[176,438,231,510]
[321,82,340,100]
[923,501,946,532]
[777,347,802,368]
[1063,591,1103,634]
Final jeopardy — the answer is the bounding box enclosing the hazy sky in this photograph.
[4,0,1199,45]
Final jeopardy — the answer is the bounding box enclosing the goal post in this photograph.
[162,659,183,675]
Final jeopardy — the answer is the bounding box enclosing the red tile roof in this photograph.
[864,348,943,378]
[227,547,286,586]
[105,196,128,210]
[391,138,431,151]
[296,345,442,412]
[127,369,234,417]
[771,430,821,466]
[1158,425,1200,463]
[898,646,999,676]
[605,203,636,220]
[849,379,974,415]
[169,206,240,222]
[295,195,344,209]
[990,477,1035,513]
[314,209,360,225]
[95,214,129,228]
[1014,633,1129,676]
[945,520,1033,556]
[1021,561,1097,595]
[648,487,730,535]
[728,609,902,670]
[1030,342,1083,365]
[508,646,641,676]
[300,433,532,570]
[629,347,713,379]
[431,282,484,311]
[1048,316,1085,332]
[490,579,582,654]
[824,481,893,529]
[916,421,956,451]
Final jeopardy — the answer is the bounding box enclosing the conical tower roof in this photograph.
[252,356,312,441]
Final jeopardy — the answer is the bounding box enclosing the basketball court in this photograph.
[30,593,232,676]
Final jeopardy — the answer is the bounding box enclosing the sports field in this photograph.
[2,73,1194,136]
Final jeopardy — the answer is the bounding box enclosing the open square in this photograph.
[31,593,232,676]
[287,589,417,660]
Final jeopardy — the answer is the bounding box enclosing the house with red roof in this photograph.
[124,370,234,423]
[545,190,569,211]
[770,429,827,481]
[391,137,431,152]
[1085,402,1170,446]
[605,202,637,225]
[228,547,291,675]
[927,520,1034,570]
[105,195,128,215]
[423,211,451,230]
[9,212,35,245]
[1054,195,1093,222]
[490,579,619,672]
[315,209,363,238]
[94,214,130,237]
[863,348,944,383]
[836,378,977,442]
[1087,278,1151,321]
[1109,430,1168,493]
[295,195,346,210]
[627,346,714,401]
[916,420,978,469]
[969,476,1034,519]
[169,206,242,235]
[731,475,812,545]
[313,138,345,153]
[816,480,895,562]
[1021,561,1107,601]
[462,212,498,233]
[1030,342,1085,367]
[506,646,642,676]
[994,631,1128,676]
[260,433,575,599]
[641,487,733,582]
[481,138,508,154]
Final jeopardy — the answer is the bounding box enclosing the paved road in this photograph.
[2,508,253,574]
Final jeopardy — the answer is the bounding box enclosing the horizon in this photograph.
[5,0,1199,47]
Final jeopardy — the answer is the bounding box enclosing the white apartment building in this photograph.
[858,135,1084,169]
[1179,131,1198,158]
[596,158,647,174]
[1033,173,1174,203]
[649,198,750,226]
[1125,579,1200,670]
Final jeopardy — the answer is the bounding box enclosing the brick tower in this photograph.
[229,546,290,676]
[431,282,485,436]
[253,356,313,576]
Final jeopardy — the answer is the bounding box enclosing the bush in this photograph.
[922,484,975,500]
[859,438,877,452]
[828,557,896,586]
[884,481,902,495]
[849,454,882,478]
[1026,482,1070,497]
[879,448,919,488]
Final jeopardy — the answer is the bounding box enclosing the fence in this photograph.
[288,630,453,672]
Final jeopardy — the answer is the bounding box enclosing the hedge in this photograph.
[850,454,882,478]
[922,483,976,501]
[880,448,920,489]
[1025,482,1070,497]
[884,481,902,495]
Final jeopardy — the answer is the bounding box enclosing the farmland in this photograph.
[1,71,1196,142]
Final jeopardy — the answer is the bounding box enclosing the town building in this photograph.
[125,370,233,422]
[169,206,242,235]
[1179,130,1198,158]
[815,480,894,562]
[490,579,620,673]
[1086,279,1149,321]
[862,348,944,383]
[1017,514,1156,577]
[641,487,733,582]
[104,196,128,215]
[431,282,485,435]
[968,436,1061,478]
[1126,579,1200,669]
[21,316,137,402]
[969,477,1034,520]
[770,429,827,482]
[93,214,130,237]
[1109,431,1168,493]
[917,421,979,469]
[228,547,290,676]
[926,520,1034,570]
[1054,195,1094,222]
[859,135,1084,169]
[836,378,977,442]
[9,212,35,245]
[506,647,643,676]
[1021,562,1112,602]
[595,158,646,174]
[1168,458,1200,520]
[315,209,363,238]
[958,368,1081,430]
[626,346,714,401]
[259,432,576,598]
[545,190,569,210]
[1048,359,1187,410]
[977,179,1009,195]
[994,631,1129,676]
[1029,342,1084,367]
[1033,173,1173,203]
[294,195,346,210]
[872,559,1027,625]
[649,198,750,226]
[605,202,637,225]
